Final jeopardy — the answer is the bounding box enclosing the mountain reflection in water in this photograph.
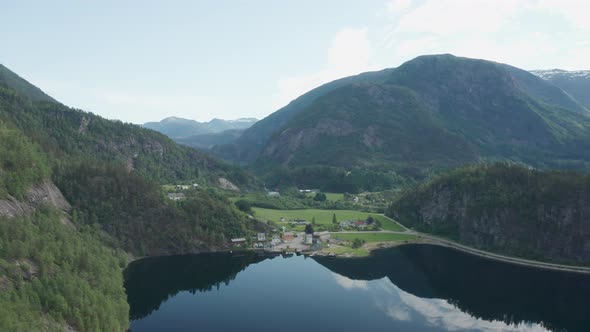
[125,245,590,332]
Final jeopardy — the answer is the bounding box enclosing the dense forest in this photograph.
[56,161,249,256]
[388,163,590,264]
[0,118,49,199]
[0,68,260,256]
[0,65,265,330]
[0,209,129,331]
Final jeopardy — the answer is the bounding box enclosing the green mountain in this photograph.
[0,64,260,254]
[531,69,590,110]
[0,118,129,331]
[211,68,395,163]
[233,55,590,191]
[144,116,257,139]
[0,64,265,330]
[176,128,246,150]
[0,64,56,103]
[388,163,590,265]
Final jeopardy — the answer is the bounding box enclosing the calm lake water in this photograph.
[124,244,590,332]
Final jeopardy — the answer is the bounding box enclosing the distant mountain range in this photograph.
[143,116,257,139]
[175,128,247,150]
[213,54,590,191]
[531,69,590,109]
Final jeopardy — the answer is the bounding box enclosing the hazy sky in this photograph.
[2,0,589,124]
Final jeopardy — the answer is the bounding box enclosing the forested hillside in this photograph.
[0,210,129,331]
[388,163,590,264]
[0,64,260,257]
[0,119,129,330]
[0,65,264,331]
[0,119,49,199]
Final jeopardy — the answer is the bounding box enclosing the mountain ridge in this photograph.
[233,54,590,191]
[144,116,257,139]
[531,69,590,110]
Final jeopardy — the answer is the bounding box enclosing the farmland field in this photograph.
[330,233,417,243]
[252,208,405,232]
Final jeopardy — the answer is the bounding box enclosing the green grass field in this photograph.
[253,208,369,225]
[375,215,405,232]
[306,192,344,201]
[330,233,417,243]
[252,207,406,231]
[323,244,369,256]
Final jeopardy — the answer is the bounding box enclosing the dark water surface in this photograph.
[124,245,590,332]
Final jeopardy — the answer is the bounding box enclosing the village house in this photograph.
[354,220,368,229]
[282,232,294,242]
[339,220,355,228]
[314,231,331,241]
[175,185,190,190]
[257,233,266,241]
[305,233,313,244]
[267,191,280,197]
[167,193,185,201]
[271,234,281,245]
[230,238,246,245]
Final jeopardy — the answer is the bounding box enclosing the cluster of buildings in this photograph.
[230,231,332,252]
[339,219,371,230]
[298,189,320,194]
[166,183,200,201]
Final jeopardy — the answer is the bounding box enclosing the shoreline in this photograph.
[127,212,590,275]
[320,232,590,275]
[417,234,590,274]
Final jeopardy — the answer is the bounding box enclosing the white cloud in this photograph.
[391,0,521,37]
[332,273,369,290]
[535,0,590,29]
[387,0,413,13]
[396,290,549,332]
[368,278,550,332]
[272,27,378,110]
[381,0,590,70]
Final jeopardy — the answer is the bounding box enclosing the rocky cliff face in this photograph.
[390,164,590,265]
[0,180,70,218]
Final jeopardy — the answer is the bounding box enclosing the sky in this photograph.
[1,0,589,124]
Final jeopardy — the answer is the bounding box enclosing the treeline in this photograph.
[0,209,129,331]
[260,164,411,193]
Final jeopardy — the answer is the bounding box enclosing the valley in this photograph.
[1,51,590,331]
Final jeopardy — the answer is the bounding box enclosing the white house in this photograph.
[314,231,331,241]
[167,193,185,201]
[305,233,313,244]
[257,233,266,241]
[271,234,281,245]
[230,238,246,245]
